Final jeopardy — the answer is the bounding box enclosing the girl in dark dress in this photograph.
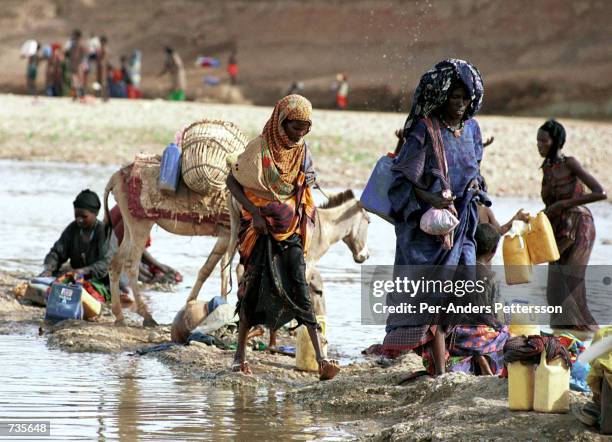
[538,120,606,332]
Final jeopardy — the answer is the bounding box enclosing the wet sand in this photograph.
[0,270,602,441]
[1,94,611,197]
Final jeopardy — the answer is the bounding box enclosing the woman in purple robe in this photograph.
[382,59,487,375]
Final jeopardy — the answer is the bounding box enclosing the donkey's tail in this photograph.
[103,172,117,240]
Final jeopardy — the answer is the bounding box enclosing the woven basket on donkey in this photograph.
[181,119,248,195]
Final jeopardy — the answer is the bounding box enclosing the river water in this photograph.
[0,333,351,440]
[0,159,611,439]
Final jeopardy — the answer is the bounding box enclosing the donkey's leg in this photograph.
[219,232,233,299]
[186,233,229,303]
[221,194,244,297]
[109,238,127,325]
[308,267,327,317]
[220,253,230,299]
[225,218,244,293]
[126,220,156,326]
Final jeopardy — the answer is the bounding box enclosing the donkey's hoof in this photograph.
[143,317,158,328]
[114,318,127,327]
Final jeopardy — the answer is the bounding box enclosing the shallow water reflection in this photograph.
[0,333,351,441]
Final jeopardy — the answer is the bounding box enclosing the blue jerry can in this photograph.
[159,142,181,193]
[360,154,395,224]
[45,282,83,322]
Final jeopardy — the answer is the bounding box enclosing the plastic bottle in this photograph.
[295,316,327,372]
[159,142,181,193]
[81,290,102,319]
[533,351,570,413]
[45,282,83,322]
[508,361,536,410]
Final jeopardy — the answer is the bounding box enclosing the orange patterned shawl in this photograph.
[232,95,316,260]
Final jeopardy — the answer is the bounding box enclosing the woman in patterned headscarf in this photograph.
[226,95,339,380]
[382,59,487,376]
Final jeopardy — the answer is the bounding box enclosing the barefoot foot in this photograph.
[231,361,252,375]
[319,359,340,381]
[247,325,265,340]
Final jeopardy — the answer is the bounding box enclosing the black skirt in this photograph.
[237,234,318,331]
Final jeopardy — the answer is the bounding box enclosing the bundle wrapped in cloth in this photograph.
[171,296,235,344]
[503,335,571,366]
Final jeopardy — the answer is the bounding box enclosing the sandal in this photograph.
[231,361,252,375]
[319,359,341,381]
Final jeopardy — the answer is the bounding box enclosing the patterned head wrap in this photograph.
[403,59,484,137]
[261,94,312,199]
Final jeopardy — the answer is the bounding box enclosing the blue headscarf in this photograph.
[403,59,484,138]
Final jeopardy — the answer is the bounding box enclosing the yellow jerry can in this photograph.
[533,351,570,413]
[524,212,560,264]
[503,234,532,285]
[81,290,102,319]
[296,316,327,372]
[508,361,536,411]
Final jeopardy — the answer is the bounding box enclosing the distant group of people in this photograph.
[23,33,244,103]
[23,30,143,101]
[23,32,356,109]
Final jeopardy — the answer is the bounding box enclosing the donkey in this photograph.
[105,160,370,326]
[305,189,371,316]
[103,165,234,326]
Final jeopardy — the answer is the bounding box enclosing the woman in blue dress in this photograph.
[382,59,487,375]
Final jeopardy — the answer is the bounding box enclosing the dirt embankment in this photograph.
[2,95,612,198]
[0,269,604,441]
[0,0,611,117]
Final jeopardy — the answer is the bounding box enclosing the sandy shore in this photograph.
[1,94,611,197]
[0,270,603,441]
